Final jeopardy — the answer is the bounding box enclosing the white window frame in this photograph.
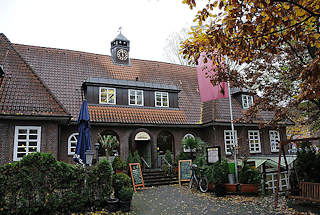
[99,87,116,104]
[13,126,41,161]
[128,89,144,106]
[269,130,280,152]
[248,130,261,153]
[68,133,79,155]
[242,94,253,109]
[155,91,169,107]
[224,130,238,155]
[183,133,196,152]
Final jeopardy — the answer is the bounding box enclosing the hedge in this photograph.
[0,152,113,215]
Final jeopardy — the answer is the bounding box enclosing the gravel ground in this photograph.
[87,184,320,215]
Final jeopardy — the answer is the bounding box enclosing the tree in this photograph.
[181,0,320,129]
[182,136,203,160]
[163,28,195,65]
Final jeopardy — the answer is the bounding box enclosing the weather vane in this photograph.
[118,26,122,34]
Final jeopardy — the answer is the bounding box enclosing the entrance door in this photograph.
[135,132,152,167]
[136,140,151,167]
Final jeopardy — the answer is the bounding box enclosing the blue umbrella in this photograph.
[73,99,91,165]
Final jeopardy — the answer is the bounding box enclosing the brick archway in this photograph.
[129,128,156,168]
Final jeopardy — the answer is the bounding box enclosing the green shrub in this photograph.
[133,151,141,164]
[118,186,134,201]
[238,161,261,184]
[127,152,134,164]
[164,150,173,165]
[205,159,229,184]
[112,156,127,171]
[112,173,132,198]
[0,152,113,215]
[294,142,320,183]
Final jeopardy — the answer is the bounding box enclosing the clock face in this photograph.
[116,49,128,61]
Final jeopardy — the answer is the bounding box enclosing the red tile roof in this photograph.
[0,34,69,118]
[0,34,276,125]
[88,105,187,124]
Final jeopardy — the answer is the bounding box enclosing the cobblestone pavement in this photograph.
[90,184,320,215]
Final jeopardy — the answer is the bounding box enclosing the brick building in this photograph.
[0,33,288,166]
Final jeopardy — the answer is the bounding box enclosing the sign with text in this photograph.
[129,163,145,192]
[207,146,221,164]
[178,159,192,185]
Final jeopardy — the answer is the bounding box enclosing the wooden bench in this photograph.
[288,182,320,203]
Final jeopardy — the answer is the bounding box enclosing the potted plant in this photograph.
[238,161,261,193]
[99,134,119,161]
[106,198,119,212]
[182,137,202,161]
[205,160,229,196]
[118,186,134,212]
[112,156,127,174]
[112,173,132,199]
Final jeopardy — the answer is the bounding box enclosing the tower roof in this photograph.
[115,32,129,41]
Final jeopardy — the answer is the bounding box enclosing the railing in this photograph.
[140,156,150,170]
[289,182,320,203]
[161,157,172,168]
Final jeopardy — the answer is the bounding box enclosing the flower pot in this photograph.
[224,183,237,193]
[106,198,119,212]
[240,184,259,193]
[116,169,123,174]
[208,183,215,191]
[119,200,131,212]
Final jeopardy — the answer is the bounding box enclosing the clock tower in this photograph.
[111,31,130,66]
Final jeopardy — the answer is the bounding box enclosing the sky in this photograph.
[0,0,203,63]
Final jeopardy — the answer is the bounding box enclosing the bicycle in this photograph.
[189,164,209,193]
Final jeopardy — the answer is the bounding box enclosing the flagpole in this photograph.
[227,81,238,183]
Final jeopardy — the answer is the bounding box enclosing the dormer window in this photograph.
[129,89,143,106]
[155,92,169,107]
[242,94,253,109]
[99,87,116,104]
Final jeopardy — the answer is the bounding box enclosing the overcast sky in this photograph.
[0,0,204,63]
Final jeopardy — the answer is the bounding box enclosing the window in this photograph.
[269,130,280,152]
[242,94,253,109]
[99,87,116,104]
[248,130,261,153]
[224,130,238,155]
[155,92,169,107]
[68,133,79,155]
[129,89,143,106]
[13,126,41,161]
[183,133,196,152]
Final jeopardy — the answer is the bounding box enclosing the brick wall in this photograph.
[0,120,59,165]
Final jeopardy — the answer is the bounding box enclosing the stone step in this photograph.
[145,180,179,187]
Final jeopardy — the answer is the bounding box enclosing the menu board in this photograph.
[178,160,192,185]
[207,146,221,164]
[129,163,145,192]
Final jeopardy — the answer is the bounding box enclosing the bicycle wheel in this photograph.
[199,177,209,193]
[189,177,197,189]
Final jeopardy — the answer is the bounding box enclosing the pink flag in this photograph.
[197,53,228,102]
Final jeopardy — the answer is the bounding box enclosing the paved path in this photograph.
[132,185,280,215]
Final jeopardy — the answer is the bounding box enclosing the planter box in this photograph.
[240,184,259,193]
[208,183,215,191]
[224,183,237,193]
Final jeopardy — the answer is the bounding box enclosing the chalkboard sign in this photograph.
[129,163,145,192]
[178,160,192,185]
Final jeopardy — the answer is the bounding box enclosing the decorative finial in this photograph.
[118,26,122,34]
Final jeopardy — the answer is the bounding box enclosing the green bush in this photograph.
[112,173,132,198]
[118,186,134,201]
[112,156,127,171]
[205,159,229,184]
[238,161,261,184]
[294,142,320,183]
[133,151,141,164]
[164,150,173,165]
[0,152,113,215]
[127,152,134,164]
